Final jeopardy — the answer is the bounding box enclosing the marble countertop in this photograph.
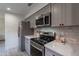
[25,35,79,56]
[45,40,79,56]
[24,35,39,39]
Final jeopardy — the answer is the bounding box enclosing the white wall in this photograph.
[5,13,23,52]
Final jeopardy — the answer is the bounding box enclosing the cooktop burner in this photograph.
[31,33,56,46]
[38,39,48,45]
[31,38,53,46]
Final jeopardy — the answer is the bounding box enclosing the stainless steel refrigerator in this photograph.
[18,21,34,51]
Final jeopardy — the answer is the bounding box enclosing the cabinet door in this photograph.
[29,15,36,28]
[62,4,72,26]
[51,4,62,27]
[51,4,55,26]
[30,19,34,28]
[37,4,51,16]
[30,17,34,28]
[51,4,72,27]
[72,4,79,26]
[45,47,62,56]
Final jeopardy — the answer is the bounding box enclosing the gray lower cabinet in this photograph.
[45,47,62,56]
[25,38,30,55]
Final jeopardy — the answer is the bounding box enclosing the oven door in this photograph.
[30,40,45,56]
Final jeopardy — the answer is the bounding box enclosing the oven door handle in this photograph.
[31,44,43,52]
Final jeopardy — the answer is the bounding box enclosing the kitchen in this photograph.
[19,3,79,56]
[0,3,79,56]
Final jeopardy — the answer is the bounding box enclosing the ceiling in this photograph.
[0,3,35,16]
[0,3,48,18]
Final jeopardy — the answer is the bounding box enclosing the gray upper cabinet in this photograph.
[72,4,79,26]
[63,4,72,26]
[30,15,36,28]
[51,3,79,27]
[26,3,79,28]
[26,14,36,28]
[51,4,63,27]
[36,4,51,16]
[51,3,72,27]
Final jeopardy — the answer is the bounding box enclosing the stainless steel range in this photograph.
[30,32,56,56]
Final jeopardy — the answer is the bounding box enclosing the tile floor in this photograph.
[0,40,5,56]
[6,51,28,56]
[0,41,28,56]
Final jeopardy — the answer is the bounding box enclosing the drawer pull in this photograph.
[59,24,61,26]
[53,55,55,56]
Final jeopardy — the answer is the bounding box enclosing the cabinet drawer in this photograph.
[25,38,30,55]
[25,38,29,42]
[25,39,30,44]
[25,44,30,50]
[25,45,30,55]
[45,48,62,56]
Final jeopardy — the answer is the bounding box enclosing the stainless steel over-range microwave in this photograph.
[36,12,51,27]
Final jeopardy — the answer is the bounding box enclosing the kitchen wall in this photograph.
[5,13,24,53]
[35,26,79,42]
[25,3,79,43]
[0,12,5,40]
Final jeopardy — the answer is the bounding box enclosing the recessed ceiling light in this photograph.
[6,8,11,11]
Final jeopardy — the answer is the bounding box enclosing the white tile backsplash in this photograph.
[35,26,79,41]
